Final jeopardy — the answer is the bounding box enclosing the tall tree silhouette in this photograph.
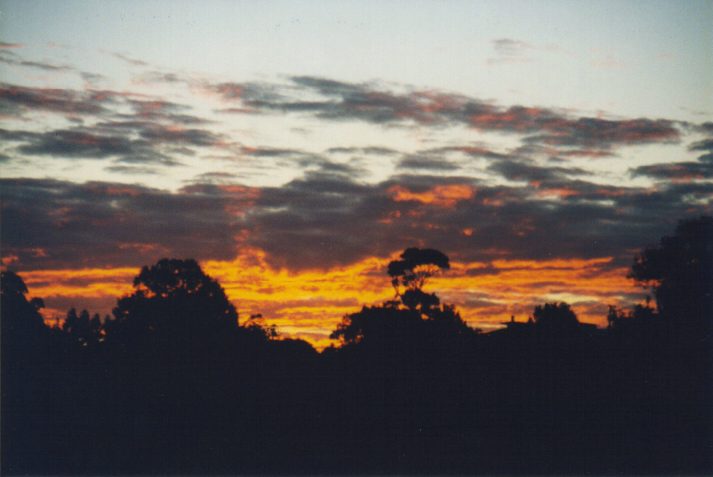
[63,308,103,348]
[387,247,450,314]
[1,270,47,355]
[629,216,713,333]
[332,248,470,346]
[108,258,238,349]
[388,247,450,293]
[1,271,52,474]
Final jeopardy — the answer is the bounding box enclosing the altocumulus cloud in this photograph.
[4,172,710,273]
[0,178,257,270]
[207,75,682,156]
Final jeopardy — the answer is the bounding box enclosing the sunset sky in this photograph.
[2,0,712,348]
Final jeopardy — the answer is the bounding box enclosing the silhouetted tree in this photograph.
[63,308,103,347]
[244,313,278,340]
[1,270,47,353]
[629,216,713,332]
[332,248,471,346]
[1,271,52,474]
[331,301,420,346]
[388,247,450,289]
[533,302,579,331]
[108,258,238,349]
[3,236,712,475]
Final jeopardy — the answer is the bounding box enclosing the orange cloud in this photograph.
[389,184,474,207]
[23,249,643,350]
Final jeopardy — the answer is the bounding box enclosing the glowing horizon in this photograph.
[21,248,640,349]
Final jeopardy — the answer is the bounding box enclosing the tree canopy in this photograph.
[629,216,713,331]
[332,248,470,346]
[387,247,450,293]
[533,302,579,331]
[109,259,238,346]
[1,270,46,344]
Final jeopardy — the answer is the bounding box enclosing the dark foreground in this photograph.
[3,303,711,474]
[2,217,712,474]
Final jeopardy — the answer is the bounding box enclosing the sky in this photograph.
[1,0,712,348]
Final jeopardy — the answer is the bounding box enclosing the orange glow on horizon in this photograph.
[22,250,643,350]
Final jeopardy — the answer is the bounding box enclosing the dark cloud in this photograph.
[2,173,711,273]
[428,146,513,161]
[190,171,240,183]
[397,155,461,171]
[0,80,226,166]
[0,49,74,72]
[243,147,307,158]
[695,122,713,135]
[80,72,105,83]
[631,161,713,181]
[207,81,284,109]
[690,138,713,153]
[125,99,210,125]
[690,137,713,163]
[488,38,534,65]
[137,124,223,147]
[6,127,178,165]
[204,75,680,154]
[488,158,590,183]
[138,71,184,84]
[0,82,112,116]
[246,172,711,270]
[17,129,140,158]
[522,117,680,150]
[110,52,149,67]
[327,146,399,156]
[631,130,713,180]
[5,109,224,164]
[0,178,255,270]
[104,164,159,175]
[238,146,366,179]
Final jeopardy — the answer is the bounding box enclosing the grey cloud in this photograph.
[397,155,461,171]
[2,173,711,274]
[205,75,680,154]
[488,38,534,64]
[110,52,149,67]
[18,129,140,158]
[189,171,240,184]
[631,161,713,181]
[8,128,177,165]
[0,82,112,116]
[104,164,159,175]
[690,137,713,163]
[0,49,74,72]
[327,146,399,156]
[0,178,253,270]
[248,172,711,271]
[523,117,680,149]
[6,112,223,164]
[488,158,590,183]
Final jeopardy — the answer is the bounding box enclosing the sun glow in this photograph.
[23,248,642,350]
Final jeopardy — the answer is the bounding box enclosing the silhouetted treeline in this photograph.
[1,217,711,474]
